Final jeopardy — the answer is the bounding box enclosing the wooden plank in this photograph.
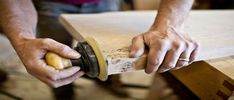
[171,59,234,99]
[59,10,234,77]
[59,10,234,99]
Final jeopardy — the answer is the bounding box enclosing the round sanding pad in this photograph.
[85,37,108,81]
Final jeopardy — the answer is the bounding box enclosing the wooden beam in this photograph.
[171,59,234,99]
[59,10,234,99]
[59,10,234,76]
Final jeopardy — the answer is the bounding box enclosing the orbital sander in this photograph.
[45,37,108,81]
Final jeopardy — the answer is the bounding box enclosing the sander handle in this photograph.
[45,52,72,70]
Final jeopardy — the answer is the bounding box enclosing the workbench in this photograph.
[59,10,234,99]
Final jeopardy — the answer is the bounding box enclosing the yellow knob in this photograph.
[45,52,72,70]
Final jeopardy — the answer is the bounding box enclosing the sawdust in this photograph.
[103,46,139,74]
[103,46,129,60]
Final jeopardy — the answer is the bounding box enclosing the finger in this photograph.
[171,66,185,70]
[48,66,81,81]
[189,43,199,64]
[158,49,182,73]
[129,35,145,58]
[36,75,54,87]
[26,59,56,77]
[145,44,167,74]
[30,59,80,81]
[28,60,82,87]
[42,38,80,59]
[174,50,192,69]
[37,71,84,88]
[52,71,84,88]
[172,61,189,70]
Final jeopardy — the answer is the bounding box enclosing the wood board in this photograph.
[171,59,234,99]
[59,10,234,99]
[59,10,234,76]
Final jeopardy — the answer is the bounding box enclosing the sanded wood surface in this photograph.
[59,10,234,99]
[59,10,234,77]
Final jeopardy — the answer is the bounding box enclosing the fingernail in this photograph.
[146,61,160,74]
[69,50,81,58]
[158,68,169,73]
[145,70,152,74]
[145,65,154,74]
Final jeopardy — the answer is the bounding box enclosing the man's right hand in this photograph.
[13,37,84,88]
[0,0,84,88]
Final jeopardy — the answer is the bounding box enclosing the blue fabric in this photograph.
[36,0,121,17]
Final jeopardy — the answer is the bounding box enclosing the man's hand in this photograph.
[0,0,84,88]
[130,28,199,74]
[14,37,84,88]
[129,0,197,74]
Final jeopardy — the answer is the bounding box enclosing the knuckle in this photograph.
[132,35,142,41]
[193,42,200,49]
[40,38,53,47]
[173,42,180,49]
[42,38,53,44]
[52,41,68,52]
[148,59,160,67]
[185,42,193,49]
[59,45,70,53]
[172,41,185,51]
[143,36,151,45]
[143,33,161,45]
[47,73,58,81]
[189,40,199,49]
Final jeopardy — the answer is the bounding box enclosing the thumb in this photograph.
[43,38,80,59]
[129,35,145,58]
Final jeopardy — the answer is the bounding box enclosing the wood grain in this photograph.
[171,60,234,99]
[59,10,234,76]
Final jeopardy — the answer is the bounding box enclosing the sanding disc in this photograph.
[85,37,108,81]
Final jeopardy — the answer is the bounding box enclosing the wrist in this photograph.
[7,32,36,48]
[150,19,184,34]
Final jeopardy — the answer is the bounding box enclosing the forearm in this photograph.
[152,0,194,32]
[0,0,37,46]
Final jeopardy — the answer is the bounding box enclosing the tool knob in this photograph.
[44,37,107,80]
[45,52,72,70]
[45,41,100,78]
